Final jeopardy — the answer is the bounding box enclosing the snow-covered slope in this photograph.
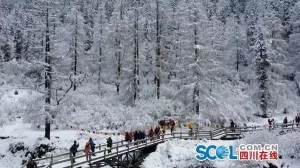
[142,137,300,168]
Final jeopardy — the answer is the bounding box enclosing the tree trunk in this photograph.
[134,4,139,101]
[45,7,51,140]
[236,25,239,71]
[155,0,161,99]
[193,9,200,115]
[116,43,121,94]
[115,4,123,95]
[74,11,78,91]
[98,13,103,96]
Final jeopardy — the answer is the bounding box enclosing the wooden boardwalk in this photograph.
[22,122,299,168]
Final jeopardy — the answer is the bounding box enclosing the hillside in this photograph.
[0,0,299,143]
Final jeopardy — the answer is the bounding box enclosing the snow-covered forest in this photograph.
[1,0,300,136]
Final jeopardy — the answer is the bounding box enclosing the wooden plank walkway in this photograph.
[22,122,300,168]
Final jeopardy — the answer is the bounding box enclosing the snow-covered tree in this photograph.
[254,31,271,117]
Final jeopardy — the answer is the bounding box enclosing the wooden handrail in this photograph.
[22,123,299,168]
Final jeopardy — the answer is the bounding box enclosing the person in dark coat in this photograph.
[283,117,288,127]
[172,121,175,130]
[89,138,96,156]
[230,120,235,132]
[125,132,130,143]
[295,115,299,127]
[137,131,142,143]
[140,131,146,143]
[27,157,37,168]
[107,137,113,154]
[70,140,79,163]
[134,131,138,145]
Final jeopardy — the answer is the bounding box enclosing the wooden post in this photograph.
[99,144,101,150]
[50,154,53,168]
[127,141,130,152]
[104,148,106,160]
[146,138,147,146]
[117,145,119,156]
[180,131,182,139]
[121,139,123,146]
[210,131,213,139]
[137,140,139,149]
[70,152,73,168]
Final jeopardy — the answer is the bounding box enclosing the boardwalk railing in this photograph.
[22,122,299,168]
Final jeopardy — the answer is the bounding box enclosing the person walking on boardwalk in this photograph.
[172,121,176,131]
[133,131,138,145]
[129,132,133,143]
[107,137,113,154]
[140,130,146,143]
[170,124,174,133]
[125,132,130,142]
[149,127,154,141]
[89,138,96,156]
[27,157,37,168]
[70,140,79,163]
[230,120,235,132]
[155,126,160,139]
[84,142,92,162]
[161,127,165,139]
[295,114,300,126]
[268,119,272,130]
[283,117,288,127]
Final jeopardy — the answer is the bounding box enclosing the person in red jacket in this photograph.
[129,132,133,142]
[84,142,91,162]
[268,119,272,130]
[149,127,154,141]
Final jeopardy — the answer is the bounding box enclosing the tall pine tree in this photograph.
[254,31,271,117]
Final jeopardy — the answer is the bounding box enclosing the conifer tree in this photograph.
[254,32,270,117]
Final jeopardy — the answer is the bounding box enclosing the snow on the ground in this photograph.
[0,118,124,168]
[141,139,235,168]
[142,131,300,168]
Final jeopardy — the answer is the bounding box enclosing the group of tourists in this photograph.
[267,114,300,130]
[124,125,167,145]
[70,137,113,163]
[29,121,178,165]
[124,130,146,144]
[69,122,175,163]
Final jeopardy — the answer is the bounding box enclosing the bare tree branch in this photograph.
[55,74,73,105]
